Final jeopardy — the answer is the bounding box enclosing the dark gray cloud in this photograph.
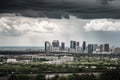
[98,0,114,5]
[0,0,120,19]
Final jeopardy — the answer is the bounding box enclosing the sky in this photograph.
[0,0,120,47]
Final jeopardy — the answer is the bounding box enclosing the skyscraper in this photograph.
[61,42,65,50]
[100,44,104,52]
[52,40,59,47]
[88,44,93,53]
[104,44,109,52]
[76,42,79,47]
[70,41,73,49]
[93,44,98,51]
[52,40,60,52]
[82,41,86,52]
[45,41,51,52]
[70,40,76,49]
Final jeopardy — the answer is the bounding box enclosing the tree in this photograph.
[99,71,120,80]
[51,75,59,80]
[18,75,30,80]
[8,74,17,80]
[58,76,67,80]
[35,74,46,80]
[68,74,80,80]
[89,74,97,80]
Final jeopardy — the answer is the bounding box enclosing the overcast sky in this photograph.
[0,0,120,47]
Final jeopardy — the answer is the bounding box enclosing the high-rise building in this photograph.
[70,41,76,49]
[88,44,93,53]
[70,41,73,49]
[93,44,98,51]
[52,40,60,52]
[100,44,104,52]
[45,41,51,52]
[76,42,79,47]
[104,44,109,52]
[52,40,59,47]
[61,42,65,50]
[82,41,86,52]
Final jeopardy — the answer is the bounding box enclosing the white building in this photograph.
[7,59,18,63]
[43,56,74,64]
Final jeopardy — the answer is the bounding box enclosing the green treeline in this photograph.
[0,63,120,74]
[7,71,120,80]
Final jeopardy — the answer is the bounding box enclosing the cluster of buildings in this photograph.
[45,40,115,54]
[4,55,74,64]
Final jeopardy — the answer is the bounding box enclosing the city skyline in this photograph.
[0,36,118,47]
[44,40,112,54]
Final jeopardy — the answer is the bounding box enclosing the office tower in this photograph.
[52,40,59,47]
[52,40,60,52]
[76,41,81,53]
[70,40,76,49]
[93,44,98,51]
[82,41,86,52]
[70,41,73,49]
[88,44,93,53]
[61,42,65,50]
[76,42,79,47]
[104,44,109,52]
[100,44,104,52]
[73,41,76,49]
[94,45,100,54]
[45,41,51,52]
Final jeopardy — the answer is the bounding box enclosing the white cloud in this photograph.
[0,15,97,46]
[0,15,120,46]
[84,19,120,31]
[0,16,58,36]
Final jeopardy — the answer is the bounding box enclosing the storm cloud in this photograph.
[0,0,120,19]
